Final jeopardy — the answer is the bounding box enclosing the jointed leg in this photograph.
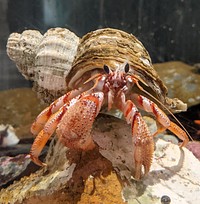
[30,90,83,166]
[30,104,69,166]
[31,90,83,135]
[123,100,154,180]
[132,94,189,147]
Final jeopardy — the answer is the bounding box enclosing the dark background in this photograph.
[1,0,200,90]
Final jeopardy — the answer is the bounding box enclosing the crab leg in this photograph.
[30,104,68,166]
[123,100,154,180]
[30,92,104,166]
[132,94,189,147]
[30,93,83,166]
[31,89,82,135]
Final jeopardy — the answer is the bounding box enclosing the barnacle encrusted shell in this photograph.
[69,28,186,112]
[7,28,80,103]
[69,28,158,88]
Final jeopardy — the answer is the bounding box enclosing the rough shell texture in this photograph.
[7,28,80,103]
[7,30,42,81]
[69,28,186,112]
[69,28,160,90]
[7,27,186,112]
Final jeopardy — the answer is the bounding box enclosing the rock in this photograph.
[0,137,125,204]
[186,141,200,161]
[0,88,45,139]
[0,115,199,204]
[122,139,200,204]
[0,144,49,189]
[154,61,200,108]
[0,124,19,147]
[0,154,31,188]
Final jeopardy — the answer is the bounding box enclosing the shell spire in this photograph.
[7,28,80,103]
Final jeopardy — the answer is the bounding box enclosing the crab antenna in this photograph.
[124,63,130,73]
[83,73,102,85]
[104,65,110,74]
[133,77,193,141]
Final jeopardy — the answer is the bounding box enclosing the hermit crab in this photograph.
[7,28,189,179]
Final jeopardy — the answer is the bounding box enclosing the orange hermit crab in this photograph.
[7,28,189,179]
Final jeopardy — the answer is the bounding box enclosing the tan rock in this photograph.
[0,115,199,204]
[154,61,200,107]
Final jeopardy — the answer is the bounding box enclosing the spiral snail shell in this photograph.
[7,28,79,102]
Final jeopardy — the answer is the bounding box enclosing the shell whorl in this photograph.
[7,30,42,80]
[7,28,80,103]
[68,28,167,104]
[33,28,79,102]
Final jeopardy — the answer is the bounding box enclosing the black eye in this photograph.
[103,65,110,74]
[124,63,129,73]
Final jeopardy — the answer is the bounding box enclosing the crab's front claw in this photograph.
[132,114,154,180]
[123,100,154,180]
[29,92,104,166]
[57,92,104,150]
